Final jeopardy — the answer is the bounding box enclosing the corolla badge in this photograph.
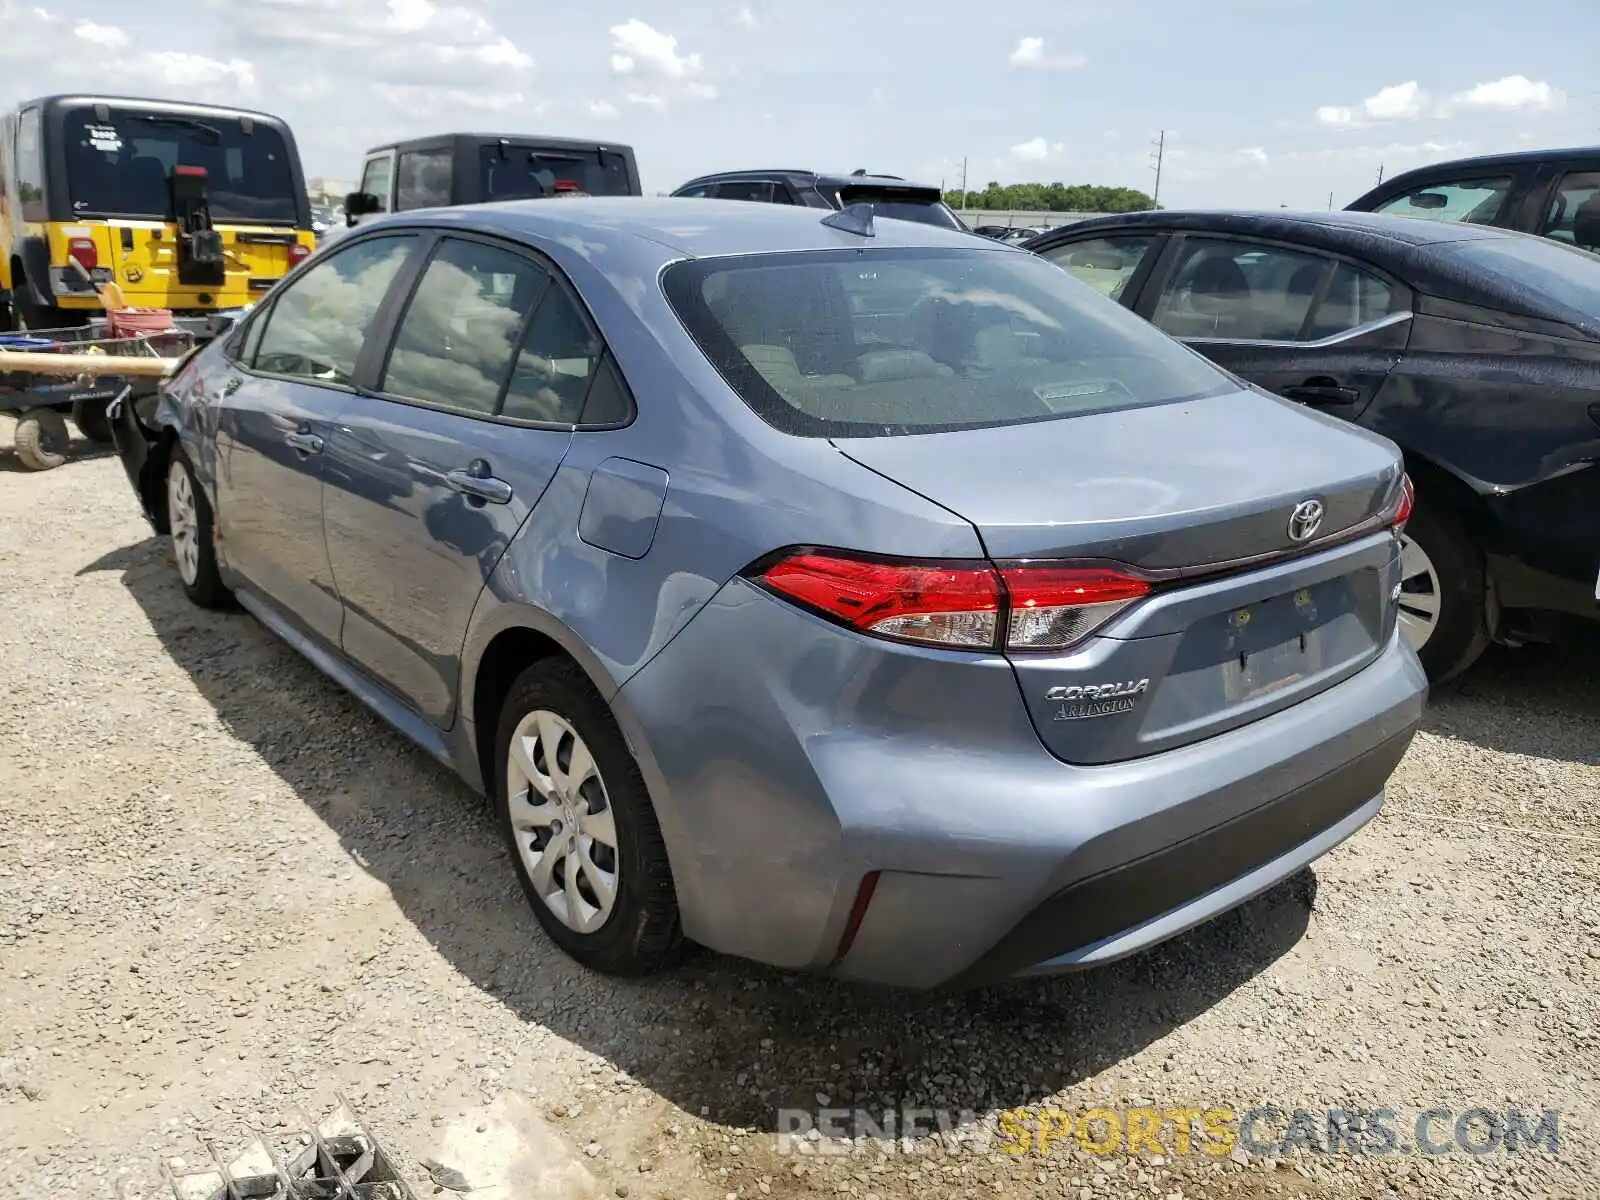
[1045,679,1149,721]
[1287,499,1325,542]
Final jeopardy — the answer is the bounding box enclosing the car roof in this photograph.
[1372,144,1600,181]
[1044,208,1520,249]
[364,195,993,262]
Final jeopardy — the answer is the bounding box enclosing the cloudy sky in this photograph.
[1,0,1592,207]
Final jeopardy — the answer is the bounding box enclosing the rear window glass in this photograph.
[1442,235,1600,329]
[61,107,298,223]
[832,186,964,230]
[662,247,1232,437]
[480,146,634,201]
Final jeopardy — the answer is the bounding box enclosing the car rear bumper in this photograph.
[613,578,1427,990]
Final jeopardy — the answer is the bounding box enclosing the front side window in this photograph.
[1152,239,1336,341]
[15,108,45,221]
[1041,235,1158,302]
[60,107,297,223]
[1540,171,1600,251]
[382,238,552,415]
[711,180,774,203]
[251,235,417,384]
[359,155,393,211]
[395,149,452,211]
[1373,176,1512,225]
[662,246,1232,437]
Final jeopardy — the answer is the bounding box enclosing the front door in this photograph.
[213,232,421,644]
[322,233,604,725]
[1139,235,1410,424]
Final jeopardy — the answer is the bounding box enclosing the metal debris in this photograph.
[160,1100,419,1200]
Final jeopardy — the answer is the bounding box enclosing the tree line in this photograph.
[945,182,1157,213]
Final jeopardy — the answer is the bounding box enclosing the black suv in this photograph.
[669,168,966,231]
[344,133,642,229]
[1345,146,1600,251]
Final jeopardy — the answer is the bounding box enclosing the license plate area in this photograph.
[1218,584,1339,702]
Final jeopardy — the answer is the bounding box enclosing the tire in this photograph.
[71,397,114,444]
[165,448,232,609]
[14,291,86,331]
[495,660,683,976]
[1396,496,1490,683]
[12,407,69,471]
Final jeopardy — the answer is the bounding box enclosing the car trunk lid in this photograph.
[832,388,1407,764]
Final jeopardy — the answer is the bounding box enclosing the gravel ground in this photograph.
[1,448,1597,1200]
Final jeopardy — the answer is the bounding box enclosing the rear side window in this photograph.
[662,246,1231,437]
[1041,235,1158,302]
[501,287,605,423]
[252,234,416,384]
[480,146,634,200]
[1153,240,1334,341]
[1304,263,1400,339]
[382,237,551,415]
[1540,171,1600,251]
[395,148,452,210]
[1372,177,1511,225]
[15,107,46,221]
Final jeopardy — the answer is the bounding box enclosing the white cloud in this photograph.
[73,21,127,49]
[1315,80,1427,127]
[1237,146,1269,168]
[1011,136,1063,162]
[1008,35,1086,70]
[588,100,619,119]
[685,81,718,101]
[1453,75,1564,112]
[609,18,701,78]
[735,5,757,27]
[626,92,666,110]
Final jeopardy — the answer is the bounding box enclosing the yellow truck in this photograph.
[0,94,316,331]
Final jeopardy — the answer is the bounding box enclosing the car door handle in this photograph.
[1282,380,1362,406]
[284,430,324,454]
[446,465,513,505]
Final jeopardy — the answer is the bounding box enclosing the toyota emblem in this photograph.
[1287,499,1325,542]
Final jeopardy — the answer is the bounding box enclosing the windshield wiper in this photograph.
[129,114,223,140]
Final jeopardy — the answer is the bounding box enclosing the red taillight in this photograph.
[288,243,311,266]
[1390,474,1414,534]
[67,237,97,272]
[753,550,1150,652]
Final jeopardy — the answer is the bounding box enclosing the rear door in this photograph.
[214,232,422,644]
[353,151,395,225]
[321,232,612,727]
[1136,234,1411,424]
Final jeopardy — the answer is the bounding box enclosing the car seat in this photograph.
[1571,195,1600,253]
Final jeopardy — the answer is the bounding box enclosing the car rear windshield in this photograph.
[662,246,1233,437]
[480,146,634,201]
[1440,235,1600,332]
[830,186,964,230]
[61,107,298,223]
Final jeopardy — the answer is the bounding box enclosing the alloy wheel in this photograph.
[1396,534,1442,651]
[505,709,620,934]
[167,461,201,587]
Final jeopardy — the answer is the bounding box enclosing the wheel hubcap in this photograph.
[167,461,200,587]
[505,710,619,935]
[1396,534,1442,651]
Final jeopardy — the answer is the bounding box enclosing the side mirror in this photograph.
[343,191,382,223]
[1407,192,1449,211]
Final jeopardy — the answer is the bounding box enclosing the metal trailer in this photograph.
[0,318,200,471]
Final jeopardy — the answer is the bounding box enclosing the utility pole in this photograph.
[960,156,968,201]
[1149,131,1165,207]
[1328,190,1334,211]
[1376,163,1385,186]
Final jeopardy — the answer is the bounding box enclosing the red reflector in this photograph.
[173,165,207,178]
[288,243,311,265]
[758,551,1000,648]
[830,871,880,965]
[554,180,580,191]
[66,237,97,271]
[1391,474,1415,533]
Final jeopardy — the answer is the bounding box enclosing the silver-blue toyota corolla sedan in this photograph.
[110,197,1428,989]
